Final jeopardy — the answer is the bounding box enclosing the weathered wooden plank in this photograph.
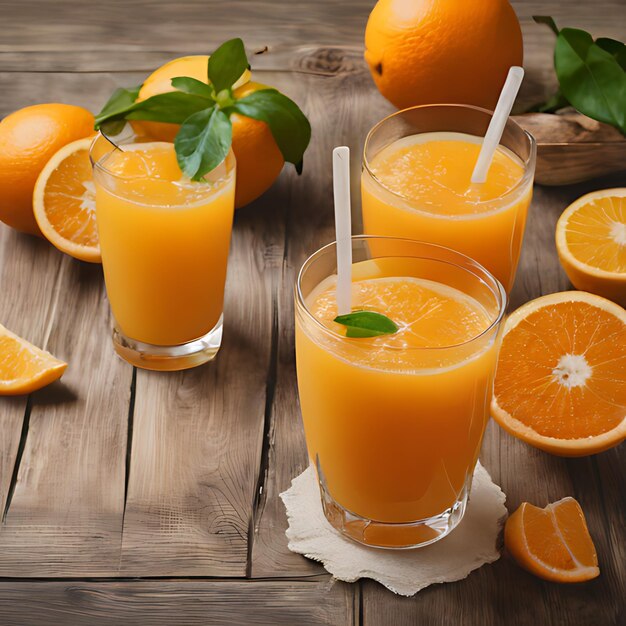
[0,395,22,517]
[0,71,147,118]
[0,4,623,626]
[0,227,62,517]
[0,0,623,107]
[118,207,281,575]
[0,254,132,575]
[0,578,357,626]
[0,69,134,576]
[362,538,621,626]
[0,1,623,67]
[0,0,374,56]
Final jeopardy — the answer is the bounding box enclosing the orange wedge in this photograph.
[0,324,67,395]
[505,497,599,583]
[556,188,626,306]
[491,291,626,456]
[33,137,100,263]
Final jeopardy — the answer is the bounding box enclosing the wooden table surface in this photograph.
[0,1,624,624]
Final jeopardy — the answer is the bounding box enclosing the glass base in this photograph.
[317,459,471,549]
[112,315,223,371]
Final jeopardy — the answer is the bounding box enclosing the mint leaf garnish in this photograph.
[334,311,399,338]
[231,88,311,170]
[170,77,214,99]
[175,106,232,181]
[208,38,249,94]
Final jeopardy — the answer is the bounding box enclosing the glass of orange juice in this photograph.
[361,105,536,292]
[91,129,236,371]
[295,236,507,548]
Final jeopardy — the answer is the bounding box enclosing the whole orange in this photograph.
[364,0,523,111]
[230,81,285,208]
[135,56,283,208]
[0,103,95,236]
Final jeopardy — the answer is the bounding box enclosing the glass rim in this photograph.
[295,235,508,351]
[362,103,537,212]
[89,130,235,184]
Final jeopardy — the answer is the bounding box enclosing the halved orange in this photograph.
[505,497,599,583]
[33,137,100,263]
[556,188,626,306]
[492,291,626,456]
[0,324,67,395]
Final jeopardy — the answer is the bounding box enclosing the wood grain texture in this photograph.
[0,228,63,517]
[0,579,357,626]
[119,209,281,576]
[0,255,133,576]
[0,0,624,624]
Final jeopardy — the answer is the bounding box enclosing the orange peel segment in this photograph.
[491,291,626,456]
[33,137,101,263]
[556,188,626,306]
[505,497,599,583]
[0,324,67,395]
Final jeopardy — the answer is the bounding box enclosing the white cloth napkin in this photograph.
[280,462,507,596]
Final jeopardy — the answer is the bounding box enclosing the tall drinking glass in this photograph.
[361,104,536,291]
[295,236,507,548]
[91,130,236,370]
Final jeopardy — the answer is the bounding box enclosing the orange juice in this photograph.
[362,131,533,291]
[93,141,235,350]
[295,238,506,548]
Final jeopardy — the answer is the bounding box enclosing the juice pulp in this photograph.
[94,143,235,346]
[361,132,532,291]
[296,266,500,523]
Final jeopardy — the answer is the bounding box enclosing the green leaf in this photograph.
[96,90,211,128]
[174,106,232,181]
[596,37,626,71]
[334,311,398,338]
[555,28,626,133]
[171,76,214,98]
[125,92,212,124]
[95,85,141,128]
[208,38,249,94]
[533,15,559,36]
[232,88,311,169]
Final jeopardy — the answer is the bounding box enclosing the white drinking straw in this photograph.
[471,66,525,184]
[332,146,352,315]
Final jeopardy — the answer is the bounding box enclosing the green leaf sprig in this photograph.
[533,16,626,134]
[94,38,312,181]
[333,311,399,338]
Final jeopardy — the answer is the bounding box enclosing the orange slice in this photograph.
[556,188,626,306]
[0,324,67,395]
[491,291,626,456]
[33,137,100,263]
[505,497,599,583]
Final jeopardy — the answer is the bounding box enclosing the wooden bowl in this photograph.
[512,111,626,186]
